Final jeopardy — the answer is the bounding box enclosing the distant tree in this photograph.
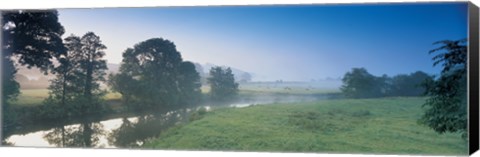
[14,74,30,83]
[110,38,201,110]
[207,66,239,101]
[193,63,207,84]
[341,67,433,98]
[340,68,382,98]
[1,10,65,133]
[239,72,252,83]
[420,39,467,137]
[388,71,433,97]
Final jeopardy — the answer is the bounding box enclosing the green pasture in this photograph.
[10,89,122,106]
[144,97,467,155]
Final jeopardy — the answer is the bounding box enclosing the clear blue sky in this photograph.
[58,2,468,81]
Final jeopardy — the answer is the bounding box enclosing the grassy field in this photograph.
[143,97,467,155]
[238,82,340,95]
[10,89,122,106]
[12,82,338,106]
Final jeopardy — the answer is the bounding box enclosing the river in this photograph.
[4,93,339,148]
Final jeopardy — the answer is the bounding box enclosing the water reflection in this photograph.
[43,121,105,147]
[108,109,190,147]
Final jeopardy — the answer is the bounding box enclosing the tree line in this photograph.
[340,38,468,138]
[341,68,433,98]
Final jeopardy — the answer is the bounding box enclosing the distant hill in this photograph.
[106,63,120,74]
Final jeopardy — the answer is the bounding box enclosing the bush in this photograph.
[189,107,208,122]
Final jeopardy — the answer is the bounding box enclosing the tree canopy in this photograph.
[341,68,433,99]
[109,38,201,110]
[2,10,66,72]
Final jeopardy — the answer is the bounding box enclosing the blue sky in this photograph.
[58,2,468,81]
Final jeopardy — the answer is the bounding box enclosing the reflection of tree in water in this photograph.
[43,121,105,147]
[108,109,189,148]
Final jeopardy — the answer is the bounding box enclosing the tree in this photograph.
[42,32,108,119]
[110,38,201,110]
[340,68,383,98]
[42,35,80,119]
[207,66,239,101]
[420,39,467,137]
[1,10,65,133]
[107,73,138,109]
[239,72,252,83]
[77,32,108,114]
[177,61,202,105]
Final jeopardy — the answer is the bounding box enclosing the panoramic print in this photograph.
[1,2,469,155]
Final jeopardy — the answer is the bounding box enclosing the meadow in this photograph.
[9,89,122,107]
[11,82,338,107]
[144,97,467,155]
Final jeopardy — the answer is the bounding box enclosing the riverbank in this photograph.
[143,97,467,155]
[3,88,340,141]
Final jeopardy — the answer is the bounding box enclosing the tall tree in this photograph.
[207,66,239,101]
[420,39,467,137]
[43,32,108,119]
[77,32,108,114]
[42,35,83,119]
[110,38,201,110]
[1,10,65,133]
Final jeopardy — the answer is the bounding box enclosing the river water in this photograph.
[5,94,338,148]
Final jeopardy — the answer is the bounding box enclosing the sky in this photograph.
[57,2,468,81]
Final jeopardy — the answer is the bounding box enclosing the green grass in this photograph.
[10,89,49,106]
[239,84,340,95]
[11,89,122,106]
[143,97,467,155]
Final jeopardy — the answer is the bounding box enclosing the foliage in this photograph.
[189,107,208,122]
[42,32,108,119]
[341,68,433,98]
[1,10,65,135]
[420,39,467,137]
[340,68,383,98]
[388,71,433,97]
[109,38,201,110]
[1,10,66,72]
[144,98,467,155]
[207,66,239,101]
